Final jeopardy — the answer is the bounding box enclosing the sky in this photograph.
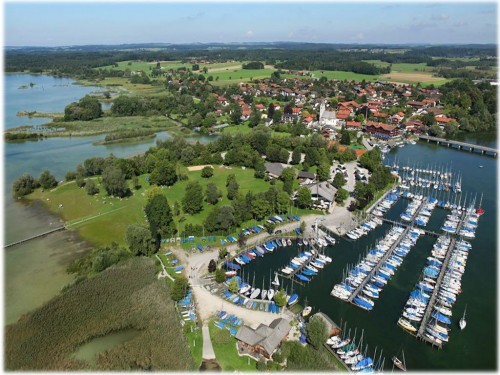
[3,1,498,46]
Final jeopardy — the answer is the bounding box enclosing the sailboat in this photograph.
[272,273,280,287]
[391,349,406,371]
[459,305,467,330]
[302,298,312,317]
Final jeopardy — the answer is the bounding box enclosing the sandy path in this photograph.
[167,206,356,327]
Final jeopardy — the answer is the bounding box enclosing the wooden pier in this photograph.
[278,241,321,286]
[346,225,411,303]
[419,135,498,157]
[341,199,427,304]
[380,218,441,238]
[415,237,457,349]
[4,226,66,248]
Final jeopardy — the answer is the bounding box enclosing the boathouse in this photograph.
[235,318,291,360]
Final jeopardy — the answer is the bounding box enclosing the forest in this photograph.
[6,43,496,80]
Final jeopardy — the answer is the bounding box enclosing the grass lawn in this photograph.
[209,68,275,86]
[184,321,203,369]
[209,320,257,371]
[310,70,380,82]
[28,166,315,248]
[221,123,253,135]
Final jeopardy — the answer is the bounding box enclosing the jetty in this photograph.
[346,225,411,303]
[419,135,498,157]
[415,237,457,348]
[4,226,66,248]
[380,218,441,238]
[278,241,321,286]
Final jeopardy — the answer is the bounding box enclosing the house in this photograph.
[366,121,402,139]
[346,121,362,130]
[264,162,292,179]
[297,170,316,183]
[302,181,338,210]
[235,318,291,360]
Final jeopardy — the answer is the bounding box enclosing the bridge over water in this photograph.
[418,135,498,157]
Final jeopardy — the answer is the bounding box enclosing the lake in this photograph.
[3,74,212,324]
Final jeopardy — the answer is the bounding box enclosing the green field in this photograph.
[28,165,311,247]
[209,68,275,85]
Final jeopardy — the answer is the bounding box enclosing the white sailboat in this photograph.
[392,349,406,371]
[272,273,280,287]
[459,305,467,330]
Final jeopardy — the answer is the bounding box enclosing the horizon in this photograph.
[4,2,498,47]
[4,41,498,49]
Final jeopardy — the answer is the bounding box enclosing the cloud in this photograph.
[244,30,254,37]
[431,13,450,21]
[350,33,365,41]
[453,20,468,27]
[180,12,205,21]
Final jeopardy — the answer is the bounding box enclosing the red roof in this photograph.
[346,121,362,128]
[435,116,454,123]
[366,121,396,132]
[255,104,265,110]
[292,107,301,114]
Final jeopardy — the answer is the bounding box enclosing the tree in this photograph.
[274,288,287,307]
[64,95,102,121]
[101,165,129,197]
[429,124,445,138]
[38,170,58,189]
[251,196,272,220]
[150,162,178,186]
[281,167,296,195]
[201,166,214,178]
[215,268,226,283]
[300,221,306,233]
[229,104,242,124]
[12,173,38,198]
[206,182,220,205]
[132,175,141,190]
[145,194,176,250]
[332,172,346,189]
[208,259,217,273]
[75,174,86,188]
[316,162,330,182]
[171,275,189,301]
[173,200,181,216]
[291,147,302,165]
[228,276,239,293]
[85,179,99,195]
[248,109,261,128]
[254,158,266,179]
[226,176,239,200]
[306,316,328,350]
[296,187,312,208]
[340,129,351,145]
[183,181,204,214]
[219,247,229,259]
[238,232,247,247]
[273,109,283,124]
[126,224,156,256]
[276,191,291,214]
[65,171,77,181]
[335,188,349,203]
